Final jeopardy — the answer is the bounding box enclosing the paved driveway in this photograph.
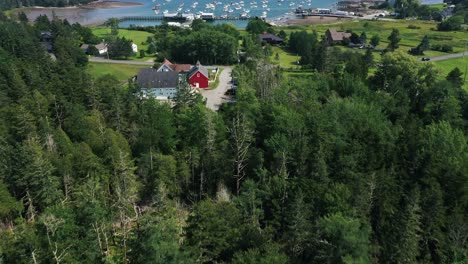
[89,57,155,65]
[200,66,233,111]
[426,51,467,62]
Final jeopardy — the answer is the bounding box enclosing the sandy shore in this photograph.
[79,1,143,9]
[19,1,143,25]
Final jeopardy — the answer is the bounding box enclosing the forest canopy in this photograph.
[0,16,467,264]
[0,0,95,10]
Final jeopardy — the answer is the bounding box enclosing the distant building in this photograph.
[201,12,215,20]
[135,69,181,99]
[132,43,138,53]
[188,61,209,89]
[40,31,53,42]
[136,59,211,100]
[324,29,352,45]
[156,58,192,73]
[80,42,108,55]
[259,33,284,45]
[40,31,54,53]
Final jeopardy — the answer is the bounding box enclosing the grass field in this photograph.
[208,68,224,89]
[432,57,468,89]
[282,19,468,53]
[270,46,300,68]
[428,3,446,11]
[92,27,154,61]
[87,62,149,82]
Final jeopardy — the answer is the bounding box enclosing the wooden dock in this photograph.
[119,15,253,22]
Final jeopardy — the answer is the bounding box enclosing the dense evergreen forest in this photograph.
[0,15,467,263]
[0,0,95,10]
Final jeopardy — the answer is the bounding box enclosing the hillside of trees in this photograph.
[0,16,467,263]
[0,0,95,10]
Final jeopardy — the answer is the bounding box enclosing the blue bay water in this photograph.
[78,0,443,28]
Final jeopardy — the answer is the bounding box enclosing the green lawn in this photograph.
[92,27,155,61]
[270,46,300,68]
[428,3,446,11]
[87,62,150,82]
[282,20,468,53]
[432,57,468,89]
[208,68,224,89]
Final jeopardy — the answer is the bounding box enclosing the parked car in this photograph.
[225,88,236,96]
[421,57,430,61]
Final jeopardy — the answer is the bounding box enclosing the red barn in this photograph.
[188,61,209,89]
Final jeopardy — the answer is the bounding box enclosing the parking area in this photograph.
[200,66,233,111]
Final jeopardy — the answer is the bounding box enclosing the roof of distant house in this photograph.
[80,42,107,51]
[188,61,209,79]
[136,69,179,88]
[40,31,53,41]
[174,64,192,72]
[161,58,192,72]
[260,33,283,42]
[327,29,352,41]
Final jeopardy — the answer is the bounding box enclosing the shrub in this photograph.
[437,16,463,31]
[431,44,453,52]
[407,25,421,29]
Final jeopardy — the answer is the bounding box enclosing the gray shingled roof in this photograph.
[136,69,179,88]
[188,62,209,79]
[260,33,284,42]
[327,29,351,41]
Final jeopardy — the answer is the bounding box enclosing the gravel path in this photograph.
[200,67,233,111]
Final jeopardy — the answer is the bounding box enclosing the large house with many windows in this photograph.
[135,59,210,99]
[135,69,181,99]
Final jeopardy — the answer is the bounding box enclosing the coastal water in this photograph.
[112,0,334,28]
[28,0,444,28]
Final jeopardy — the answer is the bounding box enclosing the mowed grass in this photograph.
[270,46,300,68]
[428,3,446,11]
[282,20,468,53]
[87,62,150,82]
[92,27,154,61]
[432,57,468,89]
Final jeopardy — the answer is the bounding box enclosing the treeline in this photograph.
[0,0,94,10]
[0,17,467,264]
[128,20,240,65]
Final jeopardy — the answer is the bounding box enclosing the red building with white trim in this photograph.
[188,61,209,89]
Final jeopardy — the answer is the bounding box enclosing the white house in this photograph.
[80,42,108,55]
[132,43,138,53]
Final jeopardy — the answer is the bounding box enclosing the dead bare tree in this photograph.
[255,61,281,100]
[41,214,69,264]
[228,112,253,195]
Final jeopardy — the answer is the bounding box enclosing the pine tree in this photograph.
[446,67,464,88]
[387,29,401,51]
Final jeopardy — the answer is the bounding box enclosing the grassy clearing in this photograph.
[92,27,154,61]
[87,62,150,82]
[281,20,468,53]
[270,46,300,68]
[208,68,224,89]
[432,57,468,89]
[283,71,315,79]
[428,3,446,11]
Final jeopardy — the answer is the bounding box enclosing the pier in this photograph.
[119,15,253,23]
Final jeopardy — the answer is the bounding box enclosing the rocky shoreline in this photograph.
[18,1,143,25]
